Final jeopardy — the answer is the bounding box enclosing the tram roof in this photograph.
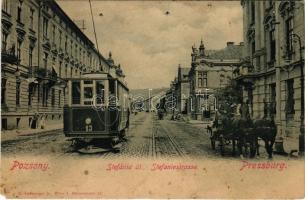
[66,72,129,91]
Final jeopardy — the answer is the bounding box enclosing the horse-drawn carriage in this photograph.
[208,104,277,159]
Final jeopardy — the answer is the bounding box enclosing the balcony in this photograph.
[1,48,19,64]
[233,57,255,86]
[34,68,58,86]
[58,48,64,58]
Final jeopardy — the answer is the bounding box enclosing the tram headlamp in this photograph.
[85,117,92,125]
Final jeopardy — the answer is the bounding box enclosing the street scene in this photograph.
[1,0,305,198]
[2,111,279,159]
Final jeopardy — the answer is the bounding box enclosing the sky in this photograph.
[57,1,243,89]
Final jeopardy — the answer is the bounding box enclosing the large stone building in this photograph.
[235,0,305,153]
[1,0,124,130]
[175,65,190,114]
[189,40,243,120]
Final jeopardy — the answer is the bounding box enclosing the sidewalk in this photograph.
[1,123,63,143]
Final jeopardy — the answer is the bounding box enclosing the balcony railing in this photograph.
[1,48,19,64]
[34,68,58,84]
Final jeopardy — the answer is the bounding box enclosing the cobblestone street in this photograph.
[1,112,287,160]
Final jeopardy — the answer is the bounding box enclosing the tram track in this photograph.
[153,117,188,158]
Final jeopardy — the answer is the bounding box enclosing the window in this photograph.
[52,24,56,44]
[2,0,9,13]
[30,8,34,30]
[2,118,8,130]
[51,88,55,106]
[198,72,203,87]
[29,46,33,72]
[17,0,22,22]
[250,2,255,24]
[58,90,61,107]
[16,118,20,128]
[2,32,8,52]
[80,48,82,63]
[59,30,62,48]
[37,84,40,103]
[17,40,22,61]
[42,84,48,107]
[65,63,68,78]
[43,53,48,71]
[270,29,276,61]
[59,61,62,77]
[198,72,207,88]
[286,79,294,115]
[251,41,255,56]
[2,78,7,105]
[96,81,105,104]
[83,80,94,105]
[270,83,276,115]
[70,67,73,77]
[16,80,21,106]
[70,40,73,56]
[75,44,77,59]
[285,17,294,60]
[64,35,68,52]
[72,82,80,104]
[28,84,33,106]
[203,72,207,87]
[43,17,49,37]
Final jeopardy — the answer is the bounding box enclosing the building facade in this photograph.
[1,0,121,130]
[235,0,305,153]
[176,65,190,114]
[189,40,243,120]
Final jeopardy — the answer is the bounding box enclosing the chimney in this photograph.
[227,42,234,47]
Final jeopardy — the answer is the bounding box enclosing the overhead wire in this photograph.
[88,0,102,71]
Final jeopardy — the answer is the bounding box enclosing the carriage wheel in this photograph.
[220,136,225,156]
[249,142,256,158]
[119,129,126,140]
[211,137,216,150]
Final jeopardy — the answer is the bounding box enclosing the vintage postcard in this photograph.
[1,0,305,199]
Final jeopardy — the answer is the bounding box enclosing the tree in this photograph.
[215,80,242,120]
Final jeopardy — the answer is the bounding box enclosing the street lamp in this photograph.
[289,33,304,156]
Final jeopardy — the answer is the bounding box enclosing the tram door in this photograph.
[108,79,118,131]
[96,81,105,105]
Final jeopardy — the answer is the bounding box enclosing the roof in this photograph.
[206,45,243,60]
[180,68,190,76]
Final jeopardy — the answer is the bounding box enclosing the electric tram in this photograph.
[63,71,130,149]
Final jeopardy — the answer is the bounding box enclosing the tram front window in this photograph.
[72,82,81,104]
[96,81,105,104]
[84,87,93,105]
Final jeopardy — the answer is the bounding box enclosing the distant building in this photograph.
[176,65,190,114]
[189,40,243,120]
[236,0,305,152]
[1,0,125,130]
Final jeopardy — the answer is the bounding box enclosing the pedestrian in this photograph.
[31,112,39,129]
[40,114,46,129]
